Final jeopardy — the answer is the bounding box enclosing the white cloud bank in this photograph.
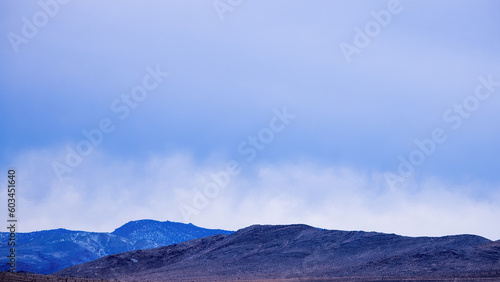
[3,148,500,241]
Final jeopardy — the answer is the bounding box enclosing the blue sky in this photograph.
[1,0,500,239]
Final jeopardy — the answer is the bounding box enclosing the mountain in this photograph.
[56,224,500,280]
[111,220,230,249]
[0,220,232,274]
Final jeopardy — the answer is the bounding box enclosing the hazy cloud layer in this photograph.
[3,150,499,240]
[1,0,499,238]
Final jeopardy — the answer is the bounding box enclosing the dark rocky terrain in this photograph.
[0,271,115,282]
[56,224,500,281]
[0,220,232,274]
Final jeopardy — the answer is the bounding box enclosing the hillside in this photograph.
[56,224,500,281]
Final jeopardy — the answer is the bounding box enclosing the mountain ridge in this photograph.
[0,219,233,274]
[56,224,500,280]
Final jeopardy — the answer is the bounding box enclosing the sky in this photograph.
[1,0,500,240]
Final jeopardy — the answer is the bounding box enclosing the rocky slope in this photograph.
[56,224,500,280]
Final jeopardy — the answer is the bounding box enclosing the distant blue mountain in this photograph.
[0,220,233,274]
[111,220,231,249]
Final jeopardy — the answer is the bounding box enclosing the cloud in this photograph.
[3,148,499,240]
[1,0,500,184]
[1,0,499,242]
